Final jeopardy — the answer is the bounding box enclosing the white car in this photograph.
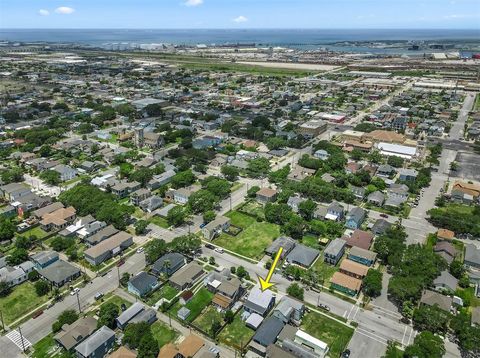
[70,287,80,296]
[214,248,224,254]
[136,247,144,254]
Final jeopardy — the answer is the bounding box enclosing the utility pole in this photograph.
[76,291,82,313]
[117,265,121,288]
[0,310,4,331]
[229,195,232,211]
[18,326,26,352]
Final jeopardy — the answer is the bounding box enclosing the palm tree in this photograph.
[163,259,171,275]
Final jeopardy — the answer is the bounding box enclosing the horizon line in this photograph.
[1,27,479,31]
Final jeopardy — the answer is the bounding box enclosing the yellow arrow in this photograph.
[258,247,283,291]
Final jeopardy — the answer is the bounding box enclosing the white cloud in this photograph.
[184,0,203,7]
[233,15,248,23]
[54,6,75,15]
[38,9,50,16]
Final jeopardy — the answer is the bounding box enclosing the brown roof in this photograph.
[181,290,194,301]
[32,202,64,218]
[345,229,374,250]
[178,335,205,357]
[158,343,179,358]
[212,293,232,309]
[437,229,455,240]
[420,289,453,312]
[41,206,76,226]
[256,187,277,198]
[108,346,137,358]
[344,140,373,149]
[331,272,362,291]
[340,259,369,277]
[434,241,456,258]
[453,181,480,197]
[364,130,405,144]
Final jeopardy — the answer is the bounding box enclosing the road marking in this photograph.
[5,330,32,351]
[407,327,415,346]
[355,328,388,346]
[401,325,407,345]
[343,310,348,318]
[346,305,355,320]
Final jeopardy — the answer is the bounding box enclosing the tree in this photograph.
[97,302,119,329]
[15,235,34,249]
[52,310,78,332]
[402,301,415,319]
[363,269,383,298]
[211,320,222,338]
[236,266,249,280]
[387,156,404,168]
[266,137,287,150]
[282,214,305,240]
[120,272,130,287]
[134,220,148,235]
[0,217,15,242]
[412,304,450,334]
[247,158,271,178]
[449,260,465,279]
[1,167,24,184]
[130,168,154,187]
[404,331,445,358]
[0,282,11,298]
[247,186,260,198]
[268,165,290,184]
[203,210,216,223]
[34,280,50,296]
[7,248,29,265]
[188,190,217,214]
[28,270,40,281]
[123,322,150,349]
[350,148,364,161]
[221,165,239,181]
[144,103,163,117]
[383,341,404,358]
[298,199,316,221]
[144,239,167,264]
[137,331,159,358]
[287,283,304,300]
[224,310,234,324]
[170,170,195,189]
[202,177,231,199]
[167,206,186,227]
[40,169,61,185]
[169,234,201,255]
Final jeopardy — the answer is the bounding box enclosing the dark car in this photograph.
[205,243,215,250]
[117,259,125,267]
[341,349,351,358]
[380,213,388,218]
[32,310,44,319]
[318,303,330,311]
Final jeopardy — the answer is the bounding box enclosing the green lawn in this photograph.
[312,254,339,283]
[146,284,179,306]
[170,288,213,322]
[31,334,73,358]
[302,234,320,249]
[19,226,48,239]
[192,305,224,333]
[148,215,170,229]
[219,311,255,350]
[150,321,179,349]
[214,211,280,259]
[102,294,133,310]
[239,201,265,220]
[301,311,354,358]
[0,282,49,325]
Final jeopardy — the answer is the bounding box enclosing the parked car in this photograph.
[341,349,351,358]
[70,287,80,296]
[205,243,215,250]
[94,292,104,301]
[200,223,207,228]
[318,303,330,311]
[380,213,389,218]
[32,310,44,318]
[117,259,125,267]
[214,247,224,254]
[136,247,144,254]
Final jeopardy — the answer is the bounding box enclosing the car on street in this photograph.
[136,247,144,253]
[70,287,80,296]
[380,213,388,218]
[205,243,215,250]
[32,310,44,318]
[341,349,351,358]
[318,303,330,311]
[94,292,104,300]
[117,259,125,267]
[214,247,224,254]
[200,223,207,228]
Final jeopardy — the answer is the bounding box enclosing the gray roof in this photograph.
[153,252,185,273]
[347,207,366,222]
[433,270,458,291]
[286,244,319,267]
[265,237,296,257]
[371,219,392,234]
[253,316,285,347]
[327,201,344,213]
[349,246,377,261]
[420,289,453,312]
[38,260,80,284]
[169,261,204,288]
[274,296,304,319]
[324,238,347,256]
[116,302,145,327]
[465,244,480,265]
[85,225,118,246]
[128,271,157,293]
[54,316,97,350]
[129,307,156,325]
[368,191,385,203]
[75,326,115,357]
[30,251,59,266]
[399,168,418,177]
[245,287,274,315]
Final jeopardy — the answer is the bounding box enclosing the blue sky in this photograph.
[0,0,479,29]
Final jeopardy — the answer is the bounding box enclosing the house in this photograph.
[371,219,392,235]
[37,260,81,287]
[244,287,275,317]
[139,195,163,213]
[179,290,193,305]
[324,238,347,265]
[30,251,59,269]
[256,187,278,204]
[134,128,164,149]
[345,207,367,230]
[339,259,369,279]
[169,261,204,290]
[367,191,385,207]
[293,330,329,358]
[376,164,396,178]
[249,316,285,356]
[77,221,107,240]
[84,232,133,266]
[437,229,455,241]
[177,307,190,321]
[147,169,175,190]
[32,202,65,220]
[130,188,151,206]
[287,166,316,182]
[111,181,141,198]
[287,196,307,213]
[330,272,362,296]
[433,270,458,292]
[326,202,344,221]
[465,244,480,270]
[313,149,330,161]
[348,246,377,267]
[173,186,200,205]
[128,271,159,297]
[345,229,374,250]
[285,244,319,268]
[115,302,157,330]
[265,237,296,259]
[0,183,31,201]
[272,296,305,325]
[246,312,264,330]
[351,186,366,200]
[158,335,205,358]
[54,317,97,351]
[53,164,77,182]
[108,347,136,358]
[202,216,230,240]
[0,263,33,286]
[152,252,186,277]
[385,184,410,208]
[40,206,76,231]
[75,326,115,358]
[451,181,480,201]
[434,241,457,264]
[398,168,418,182]
[298,120,327,137]
[212,276,243,311]
[420,289,453,312]
[85,225,118,247]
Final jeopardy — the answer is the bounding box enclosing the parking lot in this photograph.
[454,152,480,181]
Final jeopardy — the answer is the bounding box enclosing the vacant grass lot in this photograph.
[146,284,179,306]
[219,312,255,350]
[31,334,73,358]
[19,226,48,239]
[148,215,170,229]
[193,305,224,334]
[170,288,213,322]
[150,321,179,349]
[0,282,49,325]
[301,311,354,358]
[214,211,280,260]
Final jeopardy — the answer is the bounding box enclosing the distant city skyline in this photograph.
[1,0,480,29]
